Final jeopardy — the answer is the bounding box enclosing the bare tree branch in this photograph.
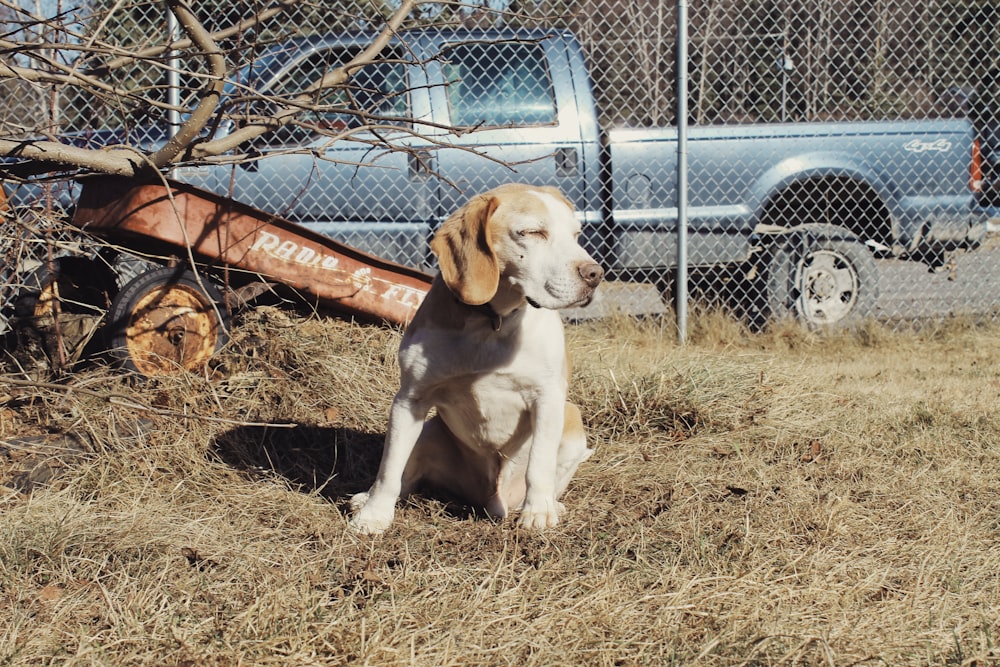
[147,0,227,168]
[192,0,423,159]
[0,0,546,186]
[91,0,299,76]
[0,0,433,178]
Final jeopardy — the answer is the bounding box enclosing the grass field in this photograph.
[2,307,999,666]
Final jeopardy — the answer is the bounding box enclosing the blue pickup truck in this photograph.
[4,27,989,330]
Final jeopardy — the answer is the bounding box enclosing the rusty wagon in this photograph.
[11,176,433,377]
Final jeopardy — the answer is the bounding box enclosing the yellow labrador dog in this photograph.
[349,183,604,534]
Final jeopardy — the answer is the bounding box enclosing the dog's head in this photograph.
[431,184,604,309]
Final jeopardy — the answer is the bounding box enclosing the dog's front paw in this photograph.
[348,492,369,512]
[517,498,564,529]
[349,506,395,535]
[348,493,395,535]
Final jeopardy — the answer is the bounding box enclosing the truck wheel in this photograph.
[107,267,229,377]
[765,224,879,327]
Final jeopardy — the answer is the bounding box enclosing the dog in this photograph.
[349,183,604,534]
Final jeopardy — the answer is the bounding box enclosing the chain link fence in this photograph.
[2,0,999,341]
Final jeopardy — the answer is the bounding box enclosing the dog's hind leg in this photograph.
[555,401,593,498]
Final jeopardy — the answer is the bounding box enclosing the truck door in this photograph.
[429,38,588,221]
[227,44,438,269]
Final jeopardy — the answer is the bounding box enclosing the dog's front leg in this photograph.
[518,396,566,529]
[349,395,427,534]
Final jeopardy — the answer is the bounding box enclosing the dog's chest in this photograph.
[402,309,564,381]
[434,371,541,447]
[431,341,556,401]
[400,320,567,448]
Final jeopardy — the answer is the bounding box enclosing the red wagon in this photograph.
[64,176,432,376]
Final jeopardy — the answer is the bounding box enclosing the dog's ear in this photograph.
[431,193,501,305]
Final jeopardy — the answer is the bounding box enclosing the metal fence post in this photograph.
[676,0,689,343]
[167,9,180,148]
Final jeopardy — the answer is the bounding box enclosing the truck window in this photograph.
[441,41,556,128]
[269,47,410,131]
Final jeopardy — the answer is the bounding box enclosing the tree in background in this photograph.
[0,0,468,180]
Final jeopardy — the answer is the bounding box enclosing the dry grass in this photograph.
[2,306,1000,666]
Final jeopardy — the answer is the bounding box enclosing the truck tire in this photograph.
[764,223,879,327]
[107,267,230,377]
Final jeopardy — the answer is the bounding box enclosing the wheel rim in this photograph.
[33,276,104,320]
[125,283,222,376]
[33,281,61,321]
[795,249,860,324]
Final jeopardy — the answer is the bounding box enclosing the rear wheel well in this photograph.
[759,177,892,246]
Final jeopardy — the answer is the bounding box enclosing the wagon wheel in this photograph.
[15,256,117,322]
[108,267,230,377]
[12,257,118,367]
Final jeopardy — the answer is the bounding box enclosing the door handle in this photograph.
[555,147,579,178]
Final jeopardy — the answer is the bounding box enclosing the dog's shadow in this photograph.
[211,424,383,507]
[211,424,487,522]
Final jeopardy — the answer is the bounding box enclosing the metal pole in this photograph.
[166,9,181,145]
[676,0,689,343]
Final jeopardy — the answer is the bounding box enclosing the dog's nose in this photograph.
[578,261,605,288]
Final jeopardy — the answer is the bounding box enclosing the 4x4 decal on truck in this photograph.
[904,138,953,153]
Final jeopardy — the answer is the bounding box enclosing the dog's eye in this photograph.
[517,229,547,239]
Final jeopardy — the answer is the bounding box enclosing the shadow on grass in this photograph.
[210,424,383,503]
[211,424,490,523]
